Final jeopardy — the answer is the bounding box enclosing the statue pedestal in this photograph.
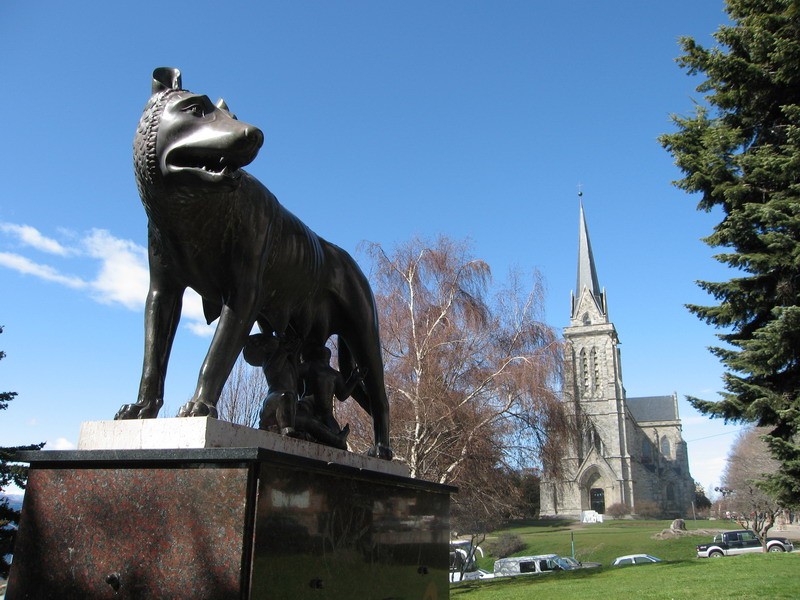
[7,419,453,599]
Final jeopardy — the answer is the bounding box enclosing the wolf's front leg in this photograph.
[116,284,184,419]
[177,299,259,418]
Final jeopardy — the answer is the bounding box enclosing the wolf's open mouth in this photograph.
[165,149,246,183]
[186,156,240,178]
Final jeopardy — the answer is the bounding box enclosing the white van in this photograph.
[493,554,576,577]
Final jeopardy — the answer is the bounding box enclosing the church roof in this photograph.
[627,395,679,423]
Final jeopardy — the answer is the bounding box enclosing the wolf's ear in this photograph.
[152,67,182,95]
[215,98,237,120]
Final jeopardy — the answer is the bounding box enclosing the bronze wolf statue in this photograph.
[116,67,392,459]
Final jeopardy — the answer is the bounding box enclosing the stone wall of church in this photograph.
[626,421,694,517]
[540,403,695,518]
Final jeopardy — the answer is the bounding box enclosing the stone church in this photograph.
[539,203,695,518]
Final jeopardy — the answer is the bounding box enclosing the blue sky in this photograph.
[1,1,743,497]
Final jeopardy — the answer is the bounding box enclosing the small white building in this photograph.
[540,203,695,518]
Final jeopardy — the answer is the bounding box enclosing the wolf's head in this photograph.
[134,67,264,193]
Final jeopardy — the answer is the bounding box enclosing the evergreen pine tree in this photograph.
[660,0,800,507]
[1,325,43,578]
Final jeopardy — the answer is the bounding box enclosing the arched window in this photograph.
[580,348,589,392]
[590,347,599,390]
[584,426,603,456]
[666,483,675,503]
[641,438,652,463]
[660,436,671,458]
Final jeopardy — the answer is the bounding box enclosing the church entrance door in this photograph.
[590,488,605,514]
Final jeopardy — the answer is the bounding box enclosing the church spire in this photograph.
[577,198,601,299]
[572,195,607,321]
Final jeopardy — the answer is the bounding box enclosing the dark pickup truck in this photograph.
[696,529,794,558]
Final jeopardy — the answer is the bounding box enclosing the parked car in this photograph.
[560,556,602,569]
[493,554,577,577]
[696,529,794,558]
[612,554,662,566]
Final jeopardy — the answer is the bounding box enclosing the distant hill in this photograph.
[1,493,24,514]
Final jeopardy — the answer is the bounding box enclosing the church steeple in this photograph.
[571,198,607,323]
[577,200,601,301]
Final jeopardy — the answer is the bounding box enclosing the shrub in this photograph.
[486,533,526,558]
[634,500,662,518]
[605,502,630,518]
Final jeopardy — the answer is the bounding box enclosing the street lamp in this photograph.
[715,487,734,519]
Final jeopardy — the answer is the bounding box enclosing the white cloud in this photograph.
[186,321,216,337]
[45,437,76,450]
[0,222,72,256]
[0,222,217,338]
[0,252,87,289]
[83,229,149,310]
[183,291,216,337]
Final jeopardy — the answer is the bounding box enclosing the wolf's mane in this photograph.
[133,88,184,195]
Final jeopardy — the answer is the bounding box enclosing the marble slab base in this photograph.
[78,417,409,478]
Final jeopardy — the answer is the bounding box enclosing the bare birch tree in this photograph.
[217,356,269,428]
[721,426,783,549]
[338,235,569,524]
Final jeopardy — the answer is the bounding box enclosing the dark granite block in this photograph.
[251,467,450,599]
[7,462,255,599]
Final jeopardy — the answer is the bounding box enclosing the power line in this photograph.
[686,428,745,443]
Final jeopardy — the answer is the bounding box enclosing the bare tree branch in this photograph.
[721,426,783,549]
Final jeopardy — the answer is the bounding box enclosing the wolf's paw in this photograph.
[177,401,218,418]
[115,402,161,420]
[368,444,393,461]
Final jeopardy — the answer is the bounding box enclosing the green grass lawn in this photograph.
[455,519,800,599]
[477,518,716,567]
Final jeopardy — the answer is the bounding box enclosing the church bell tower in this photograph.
[542,200,635,516]
[540,197,694,519]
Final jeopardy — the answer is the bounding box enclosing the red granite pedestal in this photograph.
[7,444,453,599]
